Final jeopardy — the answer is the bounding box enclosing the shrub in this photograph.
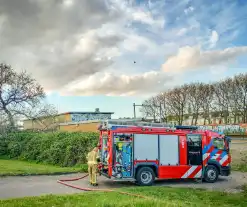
[2,131,99,167]
[0,136,7,156]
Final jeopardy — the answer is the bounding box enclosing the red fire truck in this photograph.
[98,120,231,186]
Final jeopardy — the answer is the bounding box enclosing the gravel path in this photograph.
[0,171,247,199]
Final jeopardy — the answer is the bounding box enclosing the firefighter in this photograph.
[86,146,100,186]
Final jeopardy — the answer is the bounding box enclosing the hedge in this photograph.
[0,131,99,167]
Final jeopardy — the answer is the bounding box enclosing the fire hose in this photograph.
[57,174,150,199]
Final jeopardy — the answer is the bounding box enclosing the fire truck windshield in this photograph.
[212,138,225,150]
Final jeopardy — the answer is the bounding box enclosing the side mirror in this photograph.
[225,136,231,143]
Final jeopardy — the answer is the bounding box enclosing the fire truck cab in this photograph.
[98,120,231,186]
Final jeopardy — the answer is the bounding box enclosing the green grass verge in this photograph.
[1,186,247,207]
[232,164,247,172]
[0,159,87,176]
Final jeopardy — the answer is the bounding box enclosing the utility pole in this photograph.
[133,103,136,119]
[133,103,143,119]
[159,102,162,123]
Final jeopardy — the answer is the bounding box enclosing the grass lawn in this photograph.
[0,186,247,207]
[0,159,87,176]
[232,164,247,172]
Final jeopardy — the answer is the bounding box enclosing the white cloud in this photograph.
[0,14,6,31]
[0,0,126,91]
[131,10,154,25]
[1,0,247,97]
[209,30,219,48]
[63,0,74,7]
[109,0,164,29]
[61,71,175,96]
[0,0,166,93]
[177,28,188,36]
[184,6,194,14]
[122,33,159,55]
[162,46,247,73]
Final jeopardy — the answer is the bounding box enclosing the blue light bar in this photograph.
[175,125,198,130]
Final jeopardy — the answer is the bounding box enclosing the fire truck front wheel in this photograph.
[135,167,155,186]
[204,165,219,183]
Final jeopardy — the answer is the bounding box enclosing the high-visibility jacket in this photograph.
[87,149,100,165]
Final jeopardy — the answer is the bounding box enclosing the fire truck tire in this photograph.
[135,167,155,186]
[204,165,219,183]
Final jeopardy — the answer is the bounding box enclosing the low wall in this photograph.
[59,121,100,132]
[197,124,247,135]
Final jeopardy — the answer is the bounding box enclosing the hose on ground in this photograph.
[57,174,149,199]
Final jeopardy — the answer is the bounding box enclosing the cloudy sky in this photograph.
[1,0,247,118]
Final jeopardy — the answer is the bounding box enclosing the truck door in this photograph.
[187,134,202,165]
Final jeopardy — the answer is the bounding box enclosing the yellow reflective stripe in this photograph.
[88,161,98,165]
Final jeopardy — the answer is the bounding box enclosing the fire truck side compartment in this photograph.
[159,135,179,166]
[133,134,159,161]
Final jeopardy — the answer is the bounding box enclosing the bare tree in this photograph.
[142,72,247,126]
[213,79,232,124]
[231,73,247,123]
[165,85,189,125]
[200,84,215,125]
[239,73,247,122]
[140,96,160,122]
[156,92,169,122]
[18,102,59,131]
[187,83,206,125]
[227,75,241,124]
[0,63,45,128]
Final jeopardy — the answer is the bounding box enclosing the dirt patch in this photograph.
[231,142,247,168]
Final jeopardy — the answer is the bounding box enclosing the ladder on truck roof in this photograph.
[100,119,174,130]
[100,120,199,131]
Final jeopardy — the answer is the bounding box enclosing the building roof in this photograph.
[22,111,114,121]
[59,120,102,125]
[61,111,114,115]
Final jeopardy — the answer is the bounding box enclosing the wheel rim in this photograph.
[141,171,152,184]
[207,169,216,180]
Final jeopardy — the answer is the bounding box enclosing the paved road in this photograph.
[1,171,247,199]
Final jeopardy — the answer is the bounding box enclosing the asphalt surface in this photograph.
[1,171,247,199]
